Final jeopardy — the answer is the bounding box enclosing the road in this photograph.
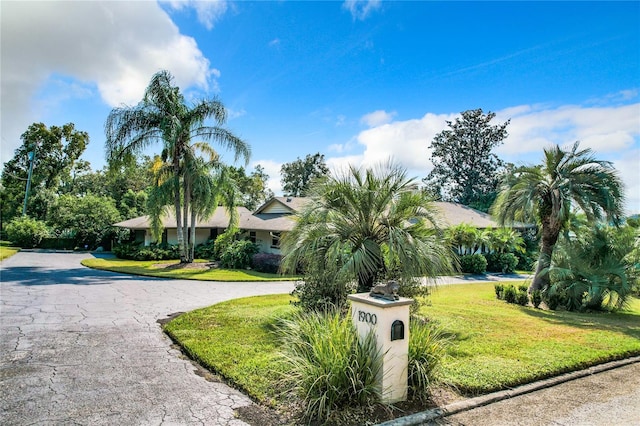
[0,251,294,425]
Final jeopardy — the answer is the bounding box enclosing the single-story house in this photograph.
[113,197,531,254]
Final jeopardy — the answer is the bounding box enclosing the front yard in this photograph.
[163,282,640,421]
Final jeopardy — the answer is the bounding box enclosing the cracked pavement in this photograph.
[0,252,295,425]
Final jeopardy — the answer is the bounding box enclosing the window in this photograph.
[249,231,256,244]
[271,232,281,248]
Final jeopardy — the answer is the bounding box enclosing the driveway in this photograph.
[0,252,295,425]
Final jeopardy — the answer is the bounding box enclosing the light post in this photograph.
[22,149,36,216]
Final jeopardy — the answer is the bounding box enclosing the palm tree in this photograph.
[105,70,249,262]
[492,142,624,292]
[281,162,454,295]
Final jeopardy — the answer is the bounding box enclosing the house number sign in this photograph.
[357,310,377,325]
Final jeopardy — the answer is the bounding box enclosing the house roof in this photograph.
[114,198,532,232]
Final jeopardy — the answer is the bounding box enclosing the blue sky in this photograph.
[2,1,639,212]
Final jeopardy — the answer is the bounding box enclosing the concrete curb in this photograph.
[378,356,640,426]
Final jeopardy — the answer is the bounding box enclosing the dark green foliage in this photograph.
[518,284,528,292]
[226,165,274,210]
[396,277,432,315]
[5,216,50,248]
[194,240,216,259]
[459,254,487,274]
[212,228,238,260]
[425,109,509,206]
[276,310,382,422]
[408,319,449,400]
[494,284,504,299]
[531,290,543,308]
[516,290,529,306]
[291,267,354,312]
[503,285,517,304]
[251,253,281,274]
[280,152,329,197]
[485,252,519,274]
[548,223,636,311]
[113,242,179,260]
[39,238,75,250]
[220,240,259,269]
[543,289,565,311]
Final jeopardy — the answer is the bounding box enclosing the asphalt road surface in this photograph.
[0,251,295,425]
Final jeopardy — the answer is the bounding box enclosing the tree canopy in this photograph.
[492,142,624,292]
[280,153,329,197]
[105,70,249,263]
[425,109,509,211]
[1,122,89,222]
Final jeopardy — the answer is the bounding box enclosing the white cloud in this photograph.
[165,0,229,30]
[342,0,382,21]
[495,103,640,156]
[1,1,215,167]
[360,110,397,127]
[328,101,640,213]
[269,38,281,48]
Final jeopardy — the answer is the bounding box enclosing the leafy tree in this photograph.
[492,142,624,292]
[281,162,454,301]
[280,153,329,197]
[425,109,509,211]
[1,122,89,222]
[105,70,250,263]
[48,194,121,249]
[227,165,274,210]
[5,216,50,248]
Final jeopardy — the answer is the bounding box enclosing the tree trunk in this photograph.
[182,179,191,263]
[189,209,197,263]
[529,219,560,293]
[173,159,186,263]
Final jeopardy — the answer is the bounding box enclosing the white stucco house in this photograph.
[113,197,526,255]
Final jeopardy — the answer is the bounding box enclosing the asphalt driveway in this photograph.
[0,251,295,425]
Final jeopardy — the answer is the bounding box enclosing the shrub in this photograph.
[516,290,529,306]
[518,284,528,292]
[5,216,50,248]
[503,285,517,304]
[113,242,179,260]
[276,310,382,422]
[251,253,282,274]
[531,290,542,308]
[408,319,449,400]
[396,277,431,315]
[220,240,259,269]
[292,269,354,312]
[459,254,487,274]
[494,284,504,299]
[194,240,216,259]
[212,227,239,260]
[485,252,519,274]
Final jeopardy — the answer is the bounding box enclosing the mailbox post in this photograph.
[347,293,413,404]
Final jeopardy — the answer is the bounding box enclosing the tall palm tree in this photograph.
[105,70,249,262]
[492,142,624,292]
[281,162,454,294]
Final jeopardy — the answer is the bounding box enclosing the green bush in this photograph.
[276,310,382,422]
[503,285,517,304]
[292,268,354,312]
[485,252,519,274]
[194,240,216,259]
[494,283,504,299]
[518,284,528,292]
[113,242,179,260]
[516,290,529,306]
[251,253,282,274]
[408,319,449,400]
[5,216,50,248]
[220,240,259,269]
[531,290,542,308]
[459,254,487,274]
[212,227,239,260]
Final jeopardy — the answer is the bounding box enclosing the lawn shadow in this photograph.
[516,301,640,340]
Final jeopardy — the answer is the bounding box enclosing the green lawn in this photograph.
[0,241,19,261]
[82,257,300,281]
[163,282,640,407]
